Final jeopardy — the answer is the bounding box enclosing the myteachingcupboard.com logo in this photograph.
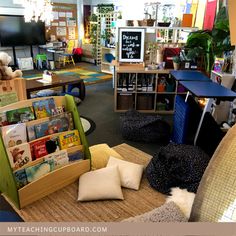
[7,226,108,234]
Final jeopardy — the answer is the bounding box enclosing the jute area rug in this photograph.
[12,143,166,222]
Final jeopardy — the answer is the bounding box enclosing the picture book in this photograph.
[32,98,56,119]
[6,143,32,170]
[6,107,35,124]
[44,150,69,169]
[1,123,27,148]
[51,105,66,116]
[30,136,60,160]
[34,112,74,139]
[48,112,74,132]
[25,159,55,183]
[27,125,36,142]
[0,112,9,127]
[45,136,60,154]
[34,121,50,138]
[67,145,84,161]
[30,137,50,160]
[58,130,81,149]
[13,168,28,189]
[68,149,84,162]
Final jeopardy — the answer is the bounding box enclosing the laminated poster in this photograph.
[51,22,59,26]
[66,12,73,18]
[67,18,76,27]
[59,12,66,18]
[56,27,67,36]
[68,27,76,40]
[59,21,66,26]
[52,11,59,20]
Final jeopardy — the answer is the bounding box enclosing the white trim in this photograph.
[118,27,145,63]
[0,7,24,15]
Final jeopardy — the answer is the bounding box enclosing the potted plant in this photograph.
[173,56,180,70]
[101,29,112,47]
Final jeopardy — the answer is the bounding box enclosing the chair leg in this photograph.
[63,56,66,67]
[71,56,75,66]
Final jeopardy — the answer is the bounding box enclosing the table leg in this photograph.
[26,90,31,99]
[78,81,86,100]
[194,98,214,145]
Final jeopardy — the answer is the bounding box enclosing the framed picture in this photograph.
[118,27,145,63]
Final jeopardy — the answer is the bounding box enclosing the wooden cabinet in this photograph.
[114,68,183,114]
[0,95,91,209]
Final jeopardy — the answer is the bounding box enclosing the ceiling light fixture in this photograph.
[22,0,53,25]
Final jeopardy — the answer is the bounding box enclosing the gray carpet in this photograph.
[78,80,172,155]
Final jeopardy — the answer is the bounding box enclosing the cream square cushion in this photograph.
[107,156,144,190]
[78,166,124,201]
[89,143,123,170]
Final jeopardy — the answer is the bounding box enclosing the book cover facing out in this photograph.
[6,142,32,170]
[25,159,55,183]
[13,168,28,189]
[59,130,81,150]
[32,98,56,119]
[6,106,35,124]
[44,150,69,169]
[1,123,27,148]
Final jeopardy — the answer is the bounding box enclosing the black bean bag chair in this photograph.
[146,143,211,194]
[120,109,171,144]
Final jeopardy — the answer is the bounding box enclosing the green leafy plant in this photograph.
[185,3,234,74]
[212,5,234,57]
[89,14,98,60]
[185,30,214,74]
[172,56,180,63]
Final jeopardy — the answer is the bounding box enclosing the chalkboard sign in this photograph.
[119,28,145,63]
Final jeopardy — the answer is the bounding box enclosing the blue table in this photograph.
[180,81,236,145]
[180,81,236,99]
[170,70,211,82]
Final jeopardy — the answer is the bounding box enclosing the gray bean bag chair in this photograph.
[120,109,171,144]
[146,143,211,194]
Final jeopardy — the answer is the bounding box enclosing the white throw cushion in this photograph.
[107,156,144,190]
[78,166,124,201]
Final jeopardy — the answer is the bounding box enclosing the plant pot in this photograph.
[156,53,163,64]
[158,22,171,27]
[173,62,180,70]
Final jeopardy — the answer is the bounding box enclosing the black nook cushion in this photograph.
[146,143,211,194]
[120,109,171,144]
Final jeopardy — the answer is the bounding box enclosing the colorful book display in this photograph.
[6,143,32,170]
[1,123,27,148]
[0,97,88,192]
[32,98,56,119]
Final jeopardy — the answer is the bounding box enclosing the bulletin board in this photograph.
[46,3,78,41]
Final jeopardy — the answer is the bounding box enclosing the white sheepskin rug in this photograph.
[166,187,195,219]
